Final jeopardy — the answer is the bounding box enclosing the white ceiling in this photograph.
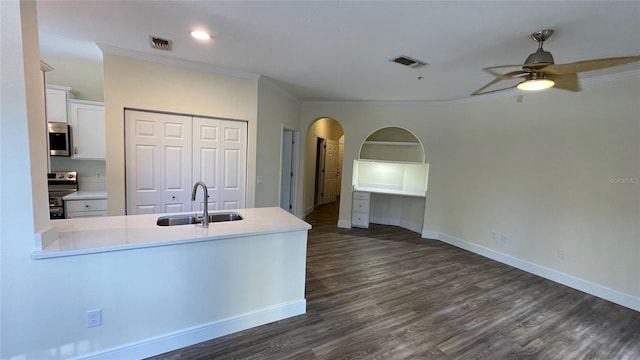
[37,1,640,102]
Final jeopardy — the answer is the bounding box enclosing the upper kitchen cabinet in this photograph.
[68,99,105,160]
[46,84,75,123]
[359,126,424,163]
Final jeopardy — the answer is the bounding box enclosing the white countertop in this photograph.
[63,190,107,201]
[354,186,426,198]
[33,207,311,259]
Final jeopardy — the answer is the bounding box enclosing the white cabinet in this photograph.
[351,191,370,228]
[46,85,75,123]
[68,100,105,160]
[65,199,108,218]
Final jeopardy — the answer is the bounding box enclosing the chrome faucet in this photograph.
[191,181,209,228]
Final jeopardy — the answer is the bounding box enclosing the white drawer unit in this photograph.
[351,191,370,228]
[65,199,107,218]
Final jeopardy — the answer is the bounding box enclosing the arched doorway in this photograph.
[306,117,345,210]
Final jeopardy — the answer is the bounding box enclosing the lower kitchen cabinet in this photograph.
[65,199,107,218]
[351,191,370,228]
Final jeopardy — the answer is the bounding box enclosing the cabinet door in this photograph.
[46,88,69,123]
[125,110,192,215]
[68,101,105,159]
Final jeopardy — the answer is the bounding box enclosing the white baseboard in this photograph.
[371,216,422,234]
[78,299,306,360]
[421,230,640,312]
[337,220,351,229]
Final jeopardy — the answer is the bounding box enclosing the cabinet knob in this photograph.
[85,204,89,208]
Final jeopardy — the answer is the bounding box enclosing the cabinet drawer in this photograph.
[351,212,369,228]
[66,199,107,212]
[352,199,370,213]
[353,191,370,200]
[67,210,107,219]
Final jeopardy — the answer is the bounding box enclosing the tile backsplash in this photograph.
[79,174,106,191]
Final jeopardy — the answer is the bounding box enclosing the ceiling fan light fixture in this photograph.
[517,72,554,91]
[517,78,555,91]
[190,30,211,40]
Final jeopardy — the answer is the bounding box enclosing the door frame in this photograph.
[279,126,299,215]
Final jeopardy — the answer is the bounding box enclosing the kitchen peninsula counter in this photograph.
[33,207,311,259]
[62,190,107,201]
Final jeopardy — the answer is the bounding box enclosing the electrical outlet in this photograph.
[490,231,497,240]
[87,309,102,327]
[557,248,568,260]
[500,234,508,244]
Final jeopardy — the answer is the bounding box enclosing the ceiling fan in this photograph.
[472,29,640,95]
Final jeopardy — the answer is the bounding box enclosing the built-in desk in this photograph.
[351,160,429,232]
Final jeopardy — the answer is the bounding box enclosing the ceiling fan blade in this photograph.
[471,83,519,96]
[483,68,527,80]
[542,55,640,75]
[547,73,580,92]
[472,72,528,95]
[472,77,504,95]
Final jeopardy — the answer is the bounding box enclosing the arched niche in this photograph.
[359,127,425,163]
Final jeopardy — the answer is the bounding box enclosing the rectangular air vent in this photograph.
[390,55,428,69]
[150,36,172,51]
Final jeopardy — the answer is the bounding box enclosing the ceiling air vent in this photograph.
[150,36,172,51]
[390,55,428,69]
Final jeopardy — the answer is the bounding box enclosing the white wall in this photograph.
[103,53,259,215]
[301,74,640,303]
[1,0,59,356]
[42,54,104,102]
[255,76,302,211]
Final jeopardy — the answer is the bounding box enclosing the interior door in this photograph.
[280,130,293,212]
[315,138,326,205]
[125,110,192,214]
[337,138,344,196]
[322,139,338,204]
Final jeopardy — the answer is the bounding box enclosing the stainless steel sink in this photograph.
[157,212,243,226]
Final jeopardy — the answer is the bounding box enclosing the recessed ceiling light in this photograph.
[190,30,211,40]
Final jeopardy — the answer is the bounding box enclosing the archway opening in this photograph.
[305,117,345,214]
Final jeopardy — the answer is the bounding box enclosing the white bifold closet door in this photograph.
[192,116,247,212]
[125,110,247,215]
[125,111,192,215]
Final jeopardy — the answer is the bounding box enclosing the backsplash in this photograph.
[50,157,106,191]
[79,174,106,191]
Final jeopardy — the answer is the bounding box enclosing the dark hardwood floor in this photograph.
[148,202,640,359]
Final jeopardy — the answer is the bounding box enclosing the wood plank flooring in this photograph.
[148,202,640,359]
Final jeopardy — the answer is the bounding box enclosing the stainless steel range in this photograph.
[48,171,78,219]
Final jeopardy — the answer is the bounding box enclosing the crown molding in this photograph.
[97,43,260,80]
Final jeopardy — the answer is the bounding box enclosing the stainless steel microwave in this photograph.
[48,123,71,157]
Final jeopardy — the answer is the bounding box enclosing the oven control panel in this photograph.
[48,171,77,182]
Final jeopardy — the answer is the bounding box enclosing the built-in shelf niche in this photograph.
[353,159,429,197]
[359,127,424,163]
[354,127,428,197]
